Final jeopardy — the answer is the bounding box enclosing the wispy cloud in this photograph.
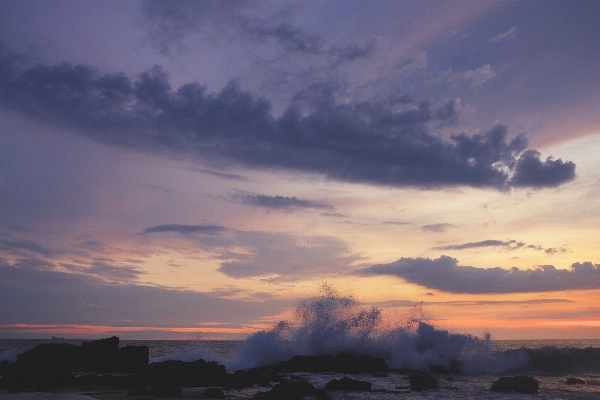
[232,194,333,211]
[434,239,566,254]
[488,26,517,43]
[421,223,455,233]
[139,224,228,235]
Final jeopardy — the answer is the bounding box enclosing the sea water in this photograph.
[2,290,600,398]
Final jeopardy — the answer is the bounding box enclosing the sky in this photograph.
[1,0,600,340]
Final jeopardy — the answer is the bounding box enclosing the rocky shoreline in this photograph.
[0,336,549,398]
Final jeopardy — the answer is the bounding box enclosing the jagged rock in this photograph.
[566,377,586,385]
[275,354,335,372]
[267,353,388,374]
[314,389,330,400]
[324,376,372,391]
[490,376,539,394]
[150,381,182,398]
[200,387,226,398]
[270,378,317,397]
[335,352,388,374]
[142,359,228,387]
[408,372,439,391]
[127,385,150,396]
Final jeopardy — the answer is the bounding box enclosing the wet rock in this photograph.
[127,385,150,396]
[269,377,317,397]
[150,381,182,398]
[334,353,388,374]
[490,376,539,394]
[142,359,228,387]
[324,376,372,391]
[566,377,586,385]
[408,372,439,391]
[200,387,225,398]
[276,354,335,372]
[250,377,316,400]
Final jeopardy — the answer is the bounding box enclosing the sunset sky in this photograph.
[1,0,600,340]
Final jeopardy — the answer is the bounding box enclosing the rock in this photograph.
[275,354,335,372]
[490,376,539,394]
[127,386,150,396]
[334,353,388,374]
[150,381,183,398]
[142,359,229,387]
[251,392,295,400]
[200,388,226,398]
[268,352,388,374]
[314,389,330,400]
[408,372,439,391]
[324,376,372,391]
[269,378,317,397]
[566,377,586,385]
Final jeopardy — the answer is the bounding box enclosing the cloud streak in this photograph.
[0,56,576,190]
[362,256,600,294]
[232,194,333,211]
[139,224,228,235]
[434,239,566,254]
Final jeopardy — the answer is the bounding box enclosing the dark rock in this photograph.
[266,352,388,374]
[566,377,586,385]
[334,353,388,374]
[275,354,335,372]
[127,386,150,396]
[408,372,439,391]
[269,378,317,397]
[200,387,225,398]
[324,376,372,391]
[314,388,330,400]
[251,392,295,400]
[490,376,539,394]
[142,359,228,387]
[150,381,182,398]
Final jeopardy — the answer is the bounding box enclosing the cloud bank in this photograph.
[0,55,576,190]
[362,256,600,294]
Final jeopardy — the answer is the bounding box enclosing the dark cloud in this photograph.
[0,239,63,257]
[421,223,455,232]
[362,256,600,294]
[0,56,575,190]
[139,224,227,235]
[233,194,333,211]
[510,149,576,188]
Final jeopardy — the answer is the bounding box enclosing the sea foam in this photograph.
[226,285,528,373]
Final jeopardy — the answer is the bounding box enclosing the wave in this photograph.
[225,285,528,373]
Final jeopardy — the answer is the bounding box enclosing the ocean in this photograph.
[3,339,600,399]
[2,292,600,398]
